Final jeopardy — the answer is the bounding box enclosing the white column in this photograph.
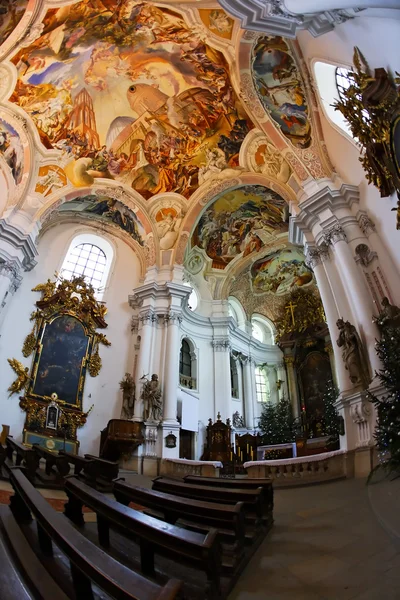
[134,311,155,421]
[306,246,353,393]
[284,355,300,418]
[0,260,22,330]
[162,311,182,424]
[212,339,232,422]
[242,356,254,429]
[324,224,381,374]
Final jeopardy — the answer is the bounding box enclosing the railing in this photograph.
[179,375,197,390]
[161,458,222,478]
[244,450,347,486]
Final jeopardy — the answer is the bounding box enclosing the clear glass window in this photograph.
[61,243,107,293]
[255,366,270,403]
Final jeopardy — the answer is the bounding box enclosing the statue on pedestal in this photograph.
[120,373,135,420]
[142,374,163,422]
[376,297,400,331]
[336,319,370,388]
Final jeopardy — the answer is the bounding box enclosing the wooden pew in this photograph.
[153,477,264,525]
[84,453,119,491]
[64,476,222,599]
[113,479,246,566]
[184,475,274,513]
[5,437,39,482]
[33,444,70,481]
[8,468,182,600]
[58,451,92,476]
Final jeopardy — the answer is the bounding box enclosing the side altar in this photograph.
[7,276,111,454]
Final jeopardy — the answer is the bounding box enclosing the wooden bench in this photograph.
[184,475,274,513]
[114,479,246,567]
[5,437,39,482]
[84,453,119,491]
[65,476,222,599]
[58,451,92,476]
[33,444,70,481]
[9,468,182,600]
[153,477,264,525]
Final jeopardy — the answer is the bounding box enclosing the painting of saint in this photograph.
[10,1,253,199]
[192,185,289,269]
[0,119,24,185]
[58,194,146,246]
[252,36,311,149]
[299,352,332,433]
[251,247,313,295]
[0,0,28,47]
[32,316,89,406]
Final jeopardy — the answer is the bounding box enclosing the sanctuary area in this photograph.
[0,0,400,598]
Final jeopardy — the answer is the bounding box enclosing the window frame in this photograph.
[255,366,270,403]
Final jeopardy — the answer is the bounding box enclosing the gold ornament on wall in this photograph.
[275,289,326,343]
[7,359,30,397]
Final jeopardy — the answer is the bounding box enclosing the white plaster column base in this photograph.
[161,422,181,459]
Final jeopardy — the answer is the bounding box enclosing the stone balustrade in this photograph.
[160,458,223,478]
[244,450,348,487]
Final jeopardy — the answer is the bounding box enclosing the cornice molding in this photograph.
[0,219,38,271]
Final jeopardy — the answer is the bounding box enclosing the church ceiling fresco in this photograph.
[0,118,24,185]
[198,9,234,40]
[192,185,288,269]
[10,1,253,199]
[251,246,313,295]
[252,36,311,149]
[57,193,146,247]
[0,0,27,47]
[35,165,67,196]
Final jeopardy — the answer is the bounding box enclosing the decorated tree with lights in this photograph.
[259,396,294,445]
[368,326,400,472]
[321,379,341,446]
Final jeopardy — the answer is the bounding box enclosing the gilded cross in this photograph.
[286,301,297,326]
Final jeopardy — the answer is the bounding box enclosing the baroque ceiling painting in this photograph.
[252,36,311,149]
[0,0,28,47]
[58,193,146,246]
[10,0,253,199]
[251,246,313,295]
[0,118,24,185]
[198,9,234,40]
[192,185,289,269]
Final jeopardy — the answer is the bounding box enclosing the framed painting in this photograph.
[28,314,93,409]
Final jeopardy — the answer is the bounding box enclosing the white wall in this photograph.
[298,16,400,271]
[0,222,141,455]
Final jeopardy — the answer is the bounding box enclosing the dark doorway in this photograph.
[180,429,194,459]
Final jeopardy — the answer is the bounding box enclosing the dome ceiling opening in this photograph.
[10,1,254,199]
[191,184,289,270]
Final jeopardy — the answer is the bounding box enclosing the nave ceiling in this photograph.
[0,0,334,299]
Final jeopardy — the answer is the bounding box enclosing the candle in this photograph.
[247,444,249,454]
[230,451,233,461]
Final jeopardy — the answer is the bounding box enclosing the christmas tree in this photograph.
[259,396,294,445]
[321,379,341,446]
[368,326,400,472]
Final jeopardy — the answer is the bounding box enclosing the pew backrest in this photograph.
[9,468,182,600]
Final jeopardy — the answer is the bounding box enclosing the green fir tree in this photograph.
[259,396,294,444]
[321,379,341,447]
[368,327,400,473]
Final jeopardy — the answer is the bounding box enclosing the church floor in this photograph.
[1,473,399,599]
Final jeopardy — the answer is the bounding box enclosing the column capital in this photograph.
[323,224,347,246]
[358,213,376,237]
[139,310,156,325]
[284,355,294,365]
[164,310,183,325]
[131,316,139,332]
[305,246,322,269]
[211,338,231,352]
[0,259,23,292]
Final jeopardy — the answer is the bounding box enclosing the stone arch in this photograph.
[179,335,198,391]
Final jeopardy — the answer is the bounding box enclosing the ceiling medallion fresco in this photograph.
[251,246,313,295]
[251,36,311,149]
[57,193,146,247]
[0,0,28,48]
[10,1,253,199]
[0,117,24,185]
[192,185,288,269]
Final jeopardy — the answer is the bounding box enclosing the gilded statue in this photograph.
[376,297,400,330]
[7,358,30,397]
[336,319,370,388]
[142,374,163,422]
[120,373,135,420]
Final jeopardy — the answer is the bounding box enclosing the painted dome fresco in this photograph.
[10,0,253,199]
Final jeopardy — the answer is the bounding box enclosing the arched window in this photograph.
[60,233,113,300]
[251,315,275,345]
[252,322,264,343]
[230,356,239,399]
[179,338,197,390]
[313,61,354,140]
[255,366,270,403]
[228,296,246,330]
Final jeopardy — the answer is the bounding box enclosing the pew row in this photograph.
[8,468,182,600]
[64,475,222,599]
[5,437,39,482]
[33,444,70,483]
[84,453,119,491]
[113,479,247,568]
[152,477,266,527]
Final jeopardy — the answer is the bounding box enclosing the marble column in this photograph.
[284,355,300,418]
[0,260,22,328]
[324,224,381,375]
[212,339,232,422]
[242,356,255,430]
[134,310,156,421]
[163,311,182,424]
[306,246,352,393]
